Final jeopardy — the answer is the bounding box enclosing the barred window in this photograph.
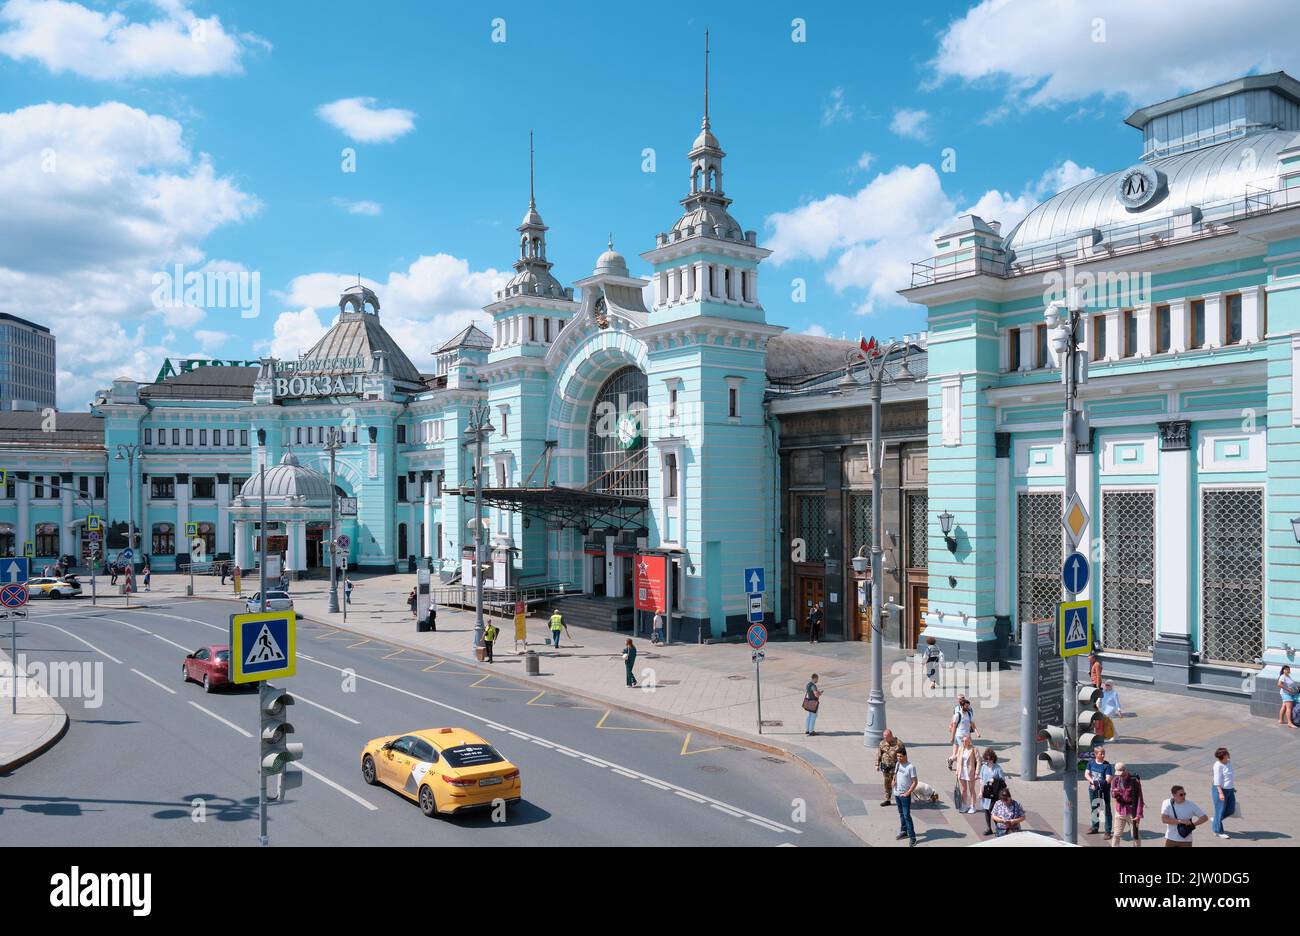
[1017,492,1064,637]
[849,493,872,557]
[1201,488,1264,665]
[152,522,175,556]
[1101,490,1155,654]
[798,495,826,561]
[907,493,929,569]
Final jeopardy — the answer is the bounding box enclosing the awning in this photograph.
[454,484,648,532]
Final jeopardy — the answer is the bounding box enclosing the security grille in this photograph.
[849,494,872,556]
[1018,492,1064,638]
[1101,491,1155,653]
[1201,488,1264,665]
[907,493,929,569]
[586,365,648,497]
[798,495,826,561]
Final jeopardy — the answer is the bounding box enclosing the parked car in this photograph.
[245,591,294,612]
[27,576,82,599]
[182,644,232,692]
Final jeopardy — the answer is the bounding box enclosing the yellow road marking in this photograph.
[469,674,533,692]
[679,732,724,756]
[594,709,674,733]
[421,660,446,672]
[346,638,374,649]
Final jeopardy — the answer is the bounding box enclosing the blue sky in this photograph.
[1,0,1297,407]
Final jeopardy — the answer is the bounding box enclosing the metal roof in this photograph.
[0,411,103,447]
[435,324,492,354]
[140,366,257,401]
[302,312,425,386]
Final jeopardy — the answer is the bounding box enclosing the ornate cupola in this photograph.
[500,131,569,302]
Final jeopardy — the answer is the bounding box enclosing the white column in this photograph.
[750,268,759,305]
[423,474,434,558]
[994,452,1011,618]
[1169,298,1188,353]
[16,476,29,557]
[1104,311,1121,361]
[60,477,73,553]
[1204,293,1223,349]
[1135,305,1153,357]
[216,478,231,554]
[605,534,619,598]
[175,477,189,557]
[1156,440,1191,640]
[1018,328,1035,372]
[234,521,248,571]
[1242,285,1264,343]
[287,520,305,574]
[694,261,705,300]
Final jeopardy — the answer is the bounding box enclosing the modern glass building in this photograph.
[0,313,56,410]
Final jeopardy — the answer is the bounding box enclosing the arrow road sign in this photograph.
[744,567,765,594]
[1062,552,1090,594]
[120,548,134,561]
[3,557,29,585]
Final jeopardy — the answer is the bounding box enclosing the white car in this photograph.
[245,591,294,612]
[27,576,83,599]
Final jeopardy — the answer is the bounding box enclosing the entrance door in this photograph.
[908,581,929,650]
[398,523,408,560]
[592,555,606,595]
[621,556,633,597]
[797,575,825,636]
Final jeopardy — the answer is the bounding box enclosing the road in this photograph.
[1,598,858,846]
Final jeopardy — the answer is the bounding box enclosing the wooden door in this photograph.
[797,576,825,635]
[908,579,929,650]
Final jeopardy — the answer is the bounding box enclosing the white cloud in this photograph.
[890,108,930,141]
[268,255,507,369]
[821,87,855,126]
[802,324,831,337]
[331,198,382,216]
[317,97,415,144]
[193,329,231,351]
[0,0,265,80]
[0,101,260,407]
[932,0,1297,109]
[856,152,875,172]
[766,159,1096,314]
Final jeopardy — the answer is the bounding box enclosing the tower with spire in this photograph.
[635,33,783,637]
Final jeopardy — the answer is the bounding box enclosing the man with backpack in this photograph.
[1110,761,1145,846]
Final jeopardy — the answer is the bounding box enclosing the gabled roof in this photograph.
[435,324,492,354]
[302,311,425,386]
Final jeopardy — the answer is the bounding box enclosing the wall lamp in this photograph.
[1292,517,1300,543]
[939,510,957,552]
[851,545,869,575]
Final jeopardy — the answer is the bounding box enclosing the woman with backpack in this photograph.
[1111,761,1145,846]
[1278,665,1299,728]
[978,748,1006,836]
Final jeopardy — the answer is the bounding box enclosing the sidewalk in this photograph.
[113,572,1300,846]
[0,638,70,773]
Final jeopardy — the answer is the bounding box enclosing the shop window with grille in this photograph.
[907,493,929,569]
[1200,488,1264,665]
[1017,492,1063,639]
[1101,490,1155,653]
[797,495,827,561]
[849,494,872,557]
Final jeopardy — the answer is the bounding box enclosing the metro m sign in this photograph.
[635,553,668,613]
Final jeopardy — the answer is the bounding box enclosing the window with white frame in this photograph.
[724,376,743,419]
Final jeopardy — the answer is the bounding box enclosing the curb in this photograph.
[0,709,70,774]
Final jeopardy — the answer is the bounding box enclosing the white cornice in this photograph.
[640,236,771,266]
[483,294,578,316]
[986,357,1265,409]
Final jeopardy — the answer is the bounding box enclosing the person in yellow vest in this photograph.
[549,610,569,648]
[483,622,499,664]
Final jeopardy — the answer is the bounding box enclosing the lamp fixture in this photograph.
[1291,516,1300,544]
[851,545,869,575]
[939,510,957,552]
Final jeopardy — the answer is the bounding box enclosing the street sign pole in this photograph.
[1058,304,1085,845]
[755,652,762,735]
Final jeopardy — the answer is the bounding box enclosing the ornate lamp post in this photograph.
[114,443,144,566]
[465,403,495,649]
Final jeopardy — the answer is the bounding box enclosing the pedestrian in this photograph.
[807,602,823,643]
[482,621,498,663]
[43,564,53,577]
[220,561,228,585]
[110,561,118,586]
[875,729,905,806]
[892,747,918,847]
[803,674,823,736]
[1111,761,1145,847]
[955,734,979,814]
[651,611,665,646]
[407,588,417,618]
[947,696,979,769]
[1161,785,1208,847]
[548,609,567,648]
[1211,746,1236,839]
[990,788,1026,836]
[1100,679,1123,718]
[1086,745,1115,837]
[1089,652,1103,689]
[142,560,151,591]
[427,602,437,632]
[623,638,638,687]
[1278,665,1298,728]
[345,579,353,604]
[922,635,943,689]
[978,748,1006,836]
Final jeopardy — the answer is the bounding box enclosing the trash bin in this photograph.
[416,614,430,633]
[525,651,540,675]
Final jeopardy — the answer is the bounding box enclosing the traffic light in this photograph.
[1076,685,1103,757]
[1037,725,1069,773]
[259,682,303,800]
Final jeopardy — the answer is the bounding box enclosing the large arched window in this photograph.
[587,365,648,497]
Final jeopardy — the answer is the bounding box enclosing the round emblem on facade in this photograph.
[1116,164,1164,210]
[616,412,641,449]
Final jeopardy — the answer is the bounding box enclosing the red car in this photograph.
[182,644,232,692]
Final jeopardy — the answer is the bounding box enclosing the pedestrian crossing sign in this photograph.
[229,610,296,683]
[1057,600,1092,657]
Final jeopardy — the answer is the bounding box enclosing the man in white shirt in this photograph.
[892,748,918,847]
[1160,785,1208,847]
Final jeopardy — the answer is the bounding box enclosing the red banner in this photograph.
[634,553,667,613]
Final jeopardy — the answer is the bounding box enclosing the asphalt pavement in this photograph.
[0,598,858,846]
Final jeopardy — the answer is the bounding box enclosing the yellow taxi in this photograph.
[360,728,521,817]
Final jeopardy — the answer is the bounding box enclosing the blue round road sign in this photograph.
[1062,552,1090,594]
[120,548,134,561]
[747,623,767,650]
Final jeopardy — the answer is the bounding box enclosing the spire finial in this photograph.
[608,232,614,251]
[703,29,710,129]
[529,129,535,207]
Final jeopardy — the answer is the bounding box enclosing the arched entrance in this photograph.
[587,365,648,496]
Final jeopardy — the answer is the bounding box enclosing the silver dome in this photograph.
[239,452,334,504]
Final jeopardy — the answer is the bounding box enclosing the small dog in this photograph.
[911,780,942,804]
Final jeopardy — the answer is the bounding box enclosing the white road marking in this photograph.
[582,758,607,768]
[291,691,360,725]
[187,701,252,737]
[35,623,122,665]
[640,778,670,791]
[297,654,803,835]
[297,763,379,811]
[611,768,638,779]
[128,609,224,633]
[747,817,784,833]
[674,790,706,804]
[151,632,193,652]
[131,668,177,695]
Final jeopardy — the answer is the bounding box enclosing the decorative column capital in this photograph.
[1157,419,1191,451]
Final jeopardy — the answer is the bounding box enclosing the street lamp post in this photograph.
[465,403,495,650]
[846,338,915,749]
[114,443,143,600]
[325,428,341,614]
